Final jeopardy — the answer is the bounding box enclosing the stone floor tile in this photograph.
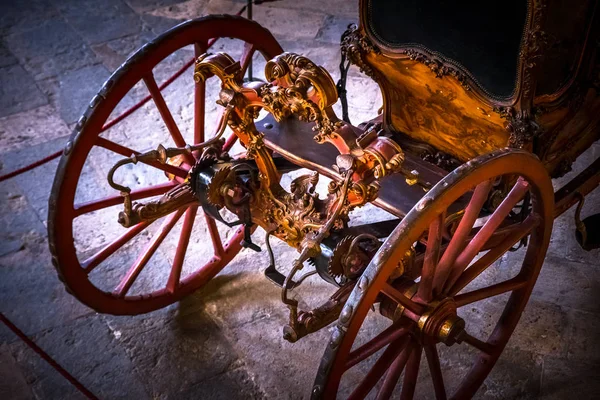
[225,310,332,399]
[206,0,327,40]
[533,255,600,315]
[0,344,35,400]
[510,299,570,358]
[0,0,60,36]
[140,12,188,36]
[104,306,240,398]
[137,0,210,24]
[316,15,357,44]
[54,0,144,45]
[4,18,99,80]
[540,356,600,399]
[0,136,70,224]
[0,64,48,118]
[0,41,18,68]
[178,366,266,399]
[91,30,155,71]
[565,309,600,362]
[8,315,149,400]
[0,180,47,240]
[0,105,70,153]
[125,0,192,13]
[56,64,111,124]
[477,347,543,399]
[260,0,359,17]
[0,240,94,338]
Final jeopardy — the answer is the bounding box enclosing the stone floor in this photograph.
[1,0,599,399]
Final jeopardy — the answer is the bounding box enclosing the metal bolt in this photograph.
[358,276,369,292]
[64,141,73,155]
[339,305,353,324]
[330,327,343,348]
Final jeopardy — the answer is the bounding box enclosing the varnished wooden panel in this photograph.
[367,53,510,162]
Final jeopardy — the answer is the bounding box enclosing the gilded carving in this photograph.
[402,49,470,90]
[340,24,380,80]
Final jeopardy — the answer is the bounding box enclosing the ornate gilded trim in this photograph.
[493,106,542,149]
[401,49,470,90]
[340,24,380,81]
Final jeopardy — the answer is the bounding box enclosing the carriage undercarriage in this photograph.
[48,4,600,398]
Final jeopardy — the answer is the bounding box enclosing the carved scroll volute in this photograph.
[194,52,283,192]
[264,53,338,110]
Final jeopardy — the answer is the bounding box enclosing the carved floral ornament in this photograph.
[193,51,407,248]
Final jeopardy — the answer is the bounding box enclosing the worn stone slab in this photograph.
[138,0,210,22]
[55,64,111,125]
[540,356,600,399]
[104,307,241,398]
[566,309,600,362]
[0,345,35,400]
[0,135,70,225]
[0,0,60,36]
[177,366,266,399]
[8,315,149,400]
[0,65,48,118]
[140,13,188,37]
[478,347,543,399]
[205,0,327,40]
[0,105,70,154]
[91,30,155,71]
[224,307,332,399]
[4,18,99,80]
[54,0,143,45]
[511,299,570,358]
[0,41,18,68]
[258,0,359,18]
[0,240,93,338]
[0,180,46,241]
[125,0,192,13]
[316,15,357,45]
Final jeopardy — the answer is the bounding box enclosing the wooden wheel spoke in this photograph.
[417,212,445,303]
[204,212,224,258]
[194,41,207,145]
[348,335,411,400]
[458,331,495,355]
[82,221,151,274]
[345,323,411,371]
[375,342,415,400]
[382,283,425,316]
[433,180,492,295]
[143,73,194,165]
[113,208,185,297]
[95,137,188,178]
[400,343,422,400]
[167,205,198,293]
[74,181,177,217]
[448,215,538,295]
[424,345,447,400]
[454,276,528,307]
[447,179,530,290]
[239,42,256,79]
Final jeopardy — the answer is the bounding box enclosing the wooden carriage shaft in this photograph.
[554,157,600,219]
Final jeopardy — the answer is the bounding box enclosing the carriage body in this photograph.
[47,1,600,398]
[353,0,600,176]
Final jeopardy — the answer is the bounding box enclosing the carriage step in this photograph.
[575,213,600,251]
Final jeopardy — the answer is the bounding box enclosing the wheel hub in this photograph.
[417,298,465,345]
[380,280,465,346]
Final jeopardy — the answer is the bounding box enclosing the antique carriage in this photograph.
[48,0,600,398]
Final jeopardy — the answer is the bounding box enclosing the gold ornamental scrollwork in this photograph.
[261,52,343,144]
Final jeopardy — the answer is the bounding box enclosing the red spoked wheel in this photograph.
[48,16,283,315]
[313,149,554,399]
